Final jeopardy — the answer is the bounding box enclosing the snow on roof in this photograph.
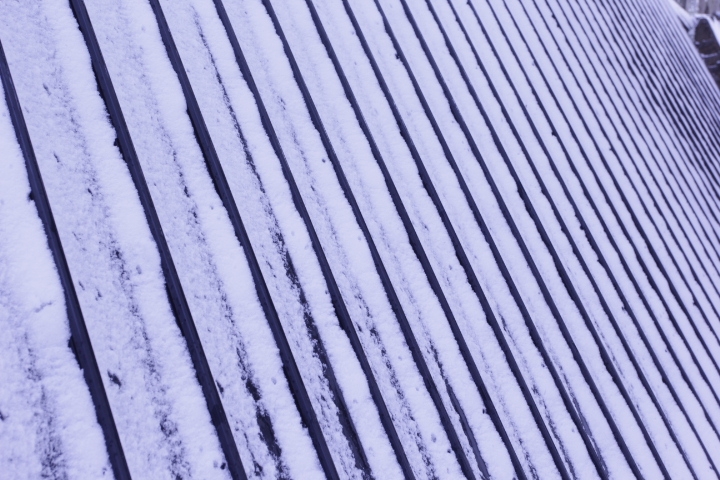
[2,0,720,478]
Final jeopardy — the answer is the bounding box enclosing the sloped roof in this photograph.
[2,0,720,478]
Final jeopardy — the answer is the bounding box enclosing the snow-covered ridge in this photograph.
[2,0,720,478]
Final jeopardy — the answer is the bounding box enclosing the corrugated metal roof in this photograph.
[2,0,720,478]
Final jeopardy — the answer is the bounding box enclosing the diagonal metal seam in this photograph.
[66,0,246,478]
[0,36,131,480]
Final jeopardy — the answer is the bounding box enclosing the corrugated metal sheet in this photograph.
[2,0,720,478]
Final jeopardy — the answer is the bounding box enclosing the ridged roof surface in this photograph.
[2,0,720,478]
